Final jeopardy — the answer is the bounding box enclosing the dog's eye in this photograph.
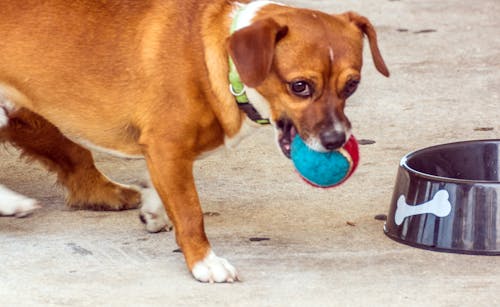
[342,78,360,99]
[289,80,313,98]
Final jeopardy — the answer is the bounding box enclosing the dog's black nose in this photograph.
[320,130,346,150]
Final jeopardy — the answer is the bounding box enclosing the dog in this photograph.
[0,0,389,282]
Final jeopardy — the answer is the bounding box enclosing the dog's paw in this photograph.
[191,251,239,283]
[110,183,142,210]
[67,181,142,211]
[139,187,172,233]
[0,107,8,127]
[0,185,41,217]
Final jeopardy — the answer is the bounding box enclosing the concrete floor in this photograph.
[1,0,499,306]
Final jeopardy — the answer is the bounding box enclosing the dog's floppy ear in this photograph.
[343,11,390,77]
[228,18,288,87]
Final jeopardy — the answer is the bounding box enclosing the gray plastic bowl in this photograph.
[384,139,500,255]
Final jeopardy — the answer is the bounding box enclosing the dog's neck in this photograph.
[201,1,280,140]
[228,2,282,126]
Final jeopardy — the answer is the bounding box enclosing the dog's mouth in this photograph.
[276,117,297,159]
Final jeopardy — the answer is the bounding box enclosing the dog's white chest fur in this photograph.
[224,88,273,149]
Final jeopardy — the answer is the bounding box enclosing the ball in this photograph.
[290,134,359,188]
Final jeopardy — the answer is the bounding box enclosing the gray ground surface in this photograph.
[1,0,499,306]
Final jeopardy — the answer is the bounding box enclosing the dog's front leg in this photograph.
[144,147,238,283]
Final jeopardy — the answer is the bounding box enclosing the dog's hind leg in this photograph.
[0,184,40,217]
[2,108,141,211]
[0,106,40,216]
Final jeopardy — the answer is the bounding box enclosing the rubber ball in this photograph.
[291,134,359,188]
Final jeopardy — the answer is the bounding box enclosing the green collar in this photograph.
[228,5,270,125]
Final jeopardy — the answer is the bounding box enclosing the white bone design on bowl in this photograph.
[395,190,452,226]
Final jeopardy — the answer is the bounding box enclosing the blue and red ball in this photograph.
[290,135,359,188]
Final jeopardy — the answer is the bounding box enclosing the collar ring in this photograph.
[229,84,247,97]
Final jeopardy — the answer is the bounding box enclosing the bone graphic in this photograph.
[395,190,452,226]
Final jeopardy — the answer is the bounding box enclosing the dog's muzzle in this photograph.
[319,129,347,151]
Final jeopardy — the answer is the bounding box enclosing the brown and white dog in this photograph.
[0,0,388,282]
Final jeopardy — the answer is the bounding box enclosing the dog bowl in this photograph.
[384,139,500,255]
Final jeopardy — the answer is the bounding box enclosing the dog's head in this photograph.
[228,7,389,157]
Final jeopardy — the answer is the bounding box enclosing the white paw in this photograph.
[0,185,41,217]
[191,250,239,283]
[0,98,14,128]
[139,187,172,233]
[0,107,8,127]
